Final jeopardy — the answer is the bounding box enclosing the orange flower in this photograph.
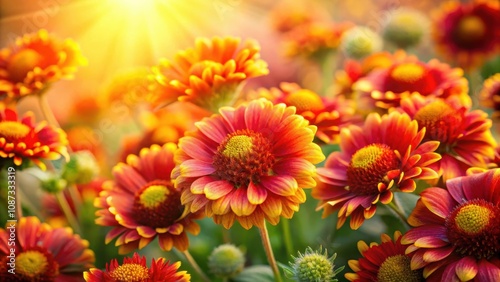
[250,82,361,144]
[354,53,469,113]
[84,252,190,282]
[0,108,68,170]
[312,112,441,230]
[432,0,500,70]
[0,29,86,100]
[479,73,500,119]
[95,143,202,254]
[172,99,324,229]
[152,37,269,112]
[396,93,496,183]
[269,2,328,34]
[0,216,95,281]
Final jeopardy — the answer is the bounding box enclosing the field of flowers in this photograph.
[0,0,499,281]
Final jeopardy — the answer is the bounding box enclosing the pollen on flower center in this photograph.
[213,129,275,187]
[17,250,48,278]
[377,254,423,282]
[454,16,486,46]
[110,263,150,281]
[285,89,325,113]
[0,121,31,140]
[390,63,425,83]
[133,181,184,228]
[6,49,43,83]
[346,143,400,195]
[222,135,254,159]
[414,100,464,145]
[445,199,500,259]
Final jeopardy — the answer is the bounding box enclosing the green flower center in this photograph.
[0,121,30,140]
[139,185,169,208]
[110,263,150,281]
[446,199,500,259]
[347,143,400,195]
[390,63,425,83]
[377,254,423,282]
[7,49,43,82]
[414,100,464,146]
[222,135,254,159]
[285,89,324,113]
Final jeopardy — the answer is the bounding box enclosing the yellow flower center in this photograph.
[7,49,43,83]
[222,135,254,159]
[110,263,150,281]
[284,89,324,113]
[0,121,31,140]
[377,255,423,282]
[17,250,49,278]
[139,184,169,208]
[347,143,400,195]
[454,204,492,235]
[390,63,425,83]
[414,100,464,145]
[455,16,486,44]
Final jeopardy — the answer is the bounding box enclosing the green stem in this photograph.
[318,50,337,96]
[258,220,283,282]
[281,218,294,257]
[387,200,409,228]
[182,250,210,282]
[38,92,62,128]
[55,192,82,234]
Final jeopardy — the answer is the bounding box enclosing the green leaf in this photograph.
[231,265,275,282]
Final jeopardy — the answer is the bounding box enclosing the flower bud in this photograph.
[208,244,245,278]
[62,151,99,185]
[341,26,382,59]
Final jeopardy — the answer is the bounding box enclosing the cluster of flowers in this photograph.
[1,0,500,281]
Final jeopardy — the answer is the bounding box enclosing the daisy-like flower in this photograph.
[397,93,496,183]
[312,111,441,230]
[152,37,269,112]
[479,73,500,119]
[345,231,424,282]
[0,216,95,281]
[0,29,87,100]
[0,108,68,170]
[172,98,324,229]
[250,82,360,144]
[401,169,500,281]
[354,52,469,112]
[94,143,202,254]
[433,1,500,70]
[84,252,190,282]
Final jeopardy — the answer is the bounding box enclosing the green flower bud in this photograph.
[341,26,382,59]
[284,246,344,282]
[62,151,99,185]
[41,174,68,193]
[208,244,245,278]
[383,9,429,49]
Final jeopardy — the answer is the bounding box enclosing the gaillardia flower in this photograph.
[0,216,95,281]
[402,169,500,281]
[172,98,324,229]
[250,82,360,144]
[0,108,68,170]
[312,111,441,229]
[0,29,87,99]
[397,93,496,183]
[84,252,190,282]
[432,1,500,69]
[94,143,202,254]
[353,52,469,112]
[345,231,424,282]
[152,37,269,112]
[479,73,500,119]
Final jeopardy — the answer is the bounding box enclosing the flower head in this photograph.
[479,73,500,119]
[345,231,424,282]
[208,244,245,278]
[397,93,496,183]
[432,1,500,69]
[340,26,383,59]
[284,246,344,282]
[382,8,429,49]
[0,108,68,170]
[0,29,86,100]
[0,216,95,281]
[152,37,269,112]
[84,252,190,282]
[402,169,500,281]
[173,98,324,229]
[95,143,202,254]
[354,53,469,112]
[250,82,361,144]
[313,111,441,229]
